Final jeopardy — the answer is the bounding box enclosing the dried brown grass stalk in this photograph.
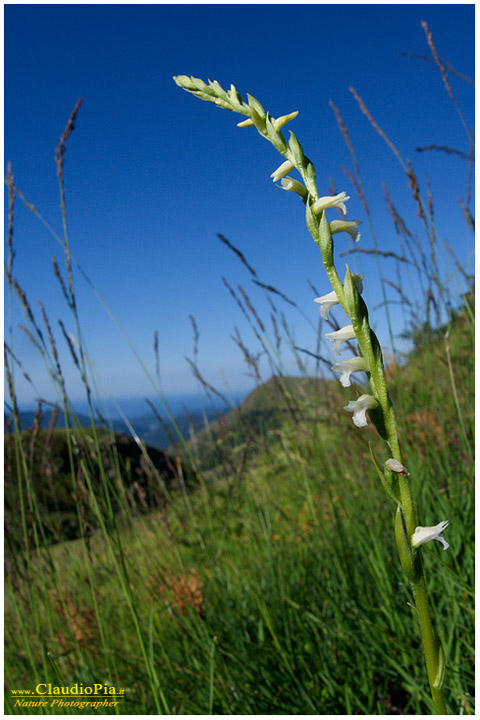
[340,165,369,214]
[5,162,15,283]
[217,233,258,277]
[349,86,403,164]
[54,98,84,181]
[58,319,80,368]
[406,160,426,223]
[238,284,266,332]
[421,19,473,144]
[52,256,72,308]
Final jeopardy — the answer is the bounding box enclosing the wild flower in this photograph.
[343,394,378,427]
[279,176,308,200]
[270,160,295,182]
[314,290,339,320]
[174,74,450,713]
[314,274,363,320]
[412,521,450,551]
[324,324,356,355]
[331,356,369,387]
[329,219,362,243]
[312,191,350,215]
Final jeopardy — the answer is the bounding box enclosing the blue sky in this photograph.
[5,4,475,408]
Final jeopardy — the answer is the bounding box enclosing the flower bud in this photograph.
[279,177,308,201]
[237,118,255,128]
[270,160,295,183]
[343,265,363,320]
[274,111,299,131]
[319,212,334,267]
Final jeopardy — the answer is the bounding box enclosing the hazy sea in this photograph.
[15,390,249,422]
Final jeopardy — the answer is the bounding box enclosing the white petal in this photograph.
[314,290,339,320]
[411,521,449,550]
[330,219,362,243]
[343,394,378,427]
[279,177,308,199]
[312,191,350,215]
[331,357,369,387]
[324,324,356,355]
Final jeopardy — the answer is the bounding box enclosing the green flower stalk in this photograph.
[173,75,449,714]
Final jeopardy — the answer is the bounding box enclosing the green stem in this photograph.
[412,577,447,714]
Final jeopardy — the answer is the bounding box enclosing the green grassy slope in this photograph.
[5,308,474,714]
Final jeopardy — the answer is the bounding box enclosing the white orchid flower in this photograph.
[411,521,449,551]
[343,394,379,428]
[312,191,350,216]
[330,219,362,243]
[324,324,356,355]
[331,356,369,387]
[314,290,339,320]
[279,176,308,200]
[314,275,363,320]
[270,160,295,183]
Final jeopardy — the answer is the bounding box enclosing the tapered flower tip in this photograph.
[343,394,378,427]
[173,75,208,92]
[237,118,255,127]
[411,521,449,550]
[274,111,299,131]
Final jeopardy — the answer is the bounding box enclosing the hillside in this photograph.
[167,375,346,471]
[4,428,196,552]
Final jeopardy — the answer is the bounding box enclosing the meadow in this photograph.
[4,36,474,715]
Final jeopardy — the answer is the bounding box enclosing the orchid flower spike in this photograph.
[325,324,356,355]
[343,394,379,428]
[411,521,449,551]
[312,191,350,216]
[331,356,369,387]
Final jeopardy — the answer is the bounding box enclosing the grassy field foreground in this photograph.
[5,307,474,715]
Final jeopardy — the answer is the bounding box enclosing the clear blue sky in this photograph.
[5,4,475,408]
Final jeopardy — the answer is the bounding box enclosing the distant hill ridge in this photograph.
[4,427,197,551]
